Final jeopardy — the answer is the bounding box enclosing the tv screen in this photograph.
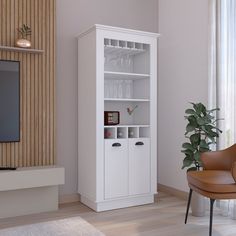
[0,60,20,142]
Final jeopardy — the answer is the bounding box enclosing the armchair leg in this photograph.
[209,198,215,236]
[185,188,193,224]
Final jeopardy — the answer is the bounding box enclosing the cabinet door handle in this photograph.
[112,142,121,147]
[135,141,144,146]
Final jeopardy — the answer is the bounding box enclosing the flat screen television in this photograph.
[0,60,20,142]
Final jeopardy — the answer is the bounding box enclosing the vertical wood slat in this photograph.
[38,0,42,166]
[22,0,27,166]
[0,0,2,166]
[34,0,39,166]
[46,0,49,165]
[6,0,11,166]
[10,0,15,167]
[30,0,34,165]
[14,0,18,168]
[0,0,55,167]
[42,0,46,165]
[18,0,23,167]
[50,0,55,164]
[26,0,30,166]
[1,0,7,166]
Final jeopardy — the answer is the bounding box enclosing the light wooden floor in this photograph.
[0,192,236,236]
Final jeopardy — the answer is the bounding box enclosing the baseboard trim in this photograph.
[59,193,80,204]
[158,184,188,200]
[59,185,188,205]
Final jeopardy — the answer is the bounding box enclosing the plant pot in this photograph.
[191,191,205,217]
[15,39,31,48]
[230,201,236,219]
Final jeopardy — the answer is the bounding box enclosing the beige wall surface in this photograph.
[158,0,209,192]
[56,0,158,196]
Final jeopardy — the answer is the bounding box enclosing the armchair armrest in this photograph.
[201,150,232,170]
[231,162,236,182]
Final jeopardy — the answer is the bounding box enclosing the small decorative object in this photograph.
[117,131,123,138]
[16,24,32,48]
[104,130,112,139]
[129,130,134,138]
[104,111,120,125]
[127,105,138,115]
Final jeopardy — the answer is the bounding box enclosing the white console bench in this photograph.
[0,166,64,218]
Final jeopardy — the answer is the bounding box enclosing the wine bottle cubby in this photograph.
[104,125,150,139]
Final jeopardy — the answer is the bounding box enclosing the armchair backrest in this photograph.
[200,144,236,170]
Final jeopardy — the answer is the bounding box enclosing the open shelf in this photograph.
[0,45,44,54]
[104,125,150,128]
[104,98,150,102]
[104,71,150,80]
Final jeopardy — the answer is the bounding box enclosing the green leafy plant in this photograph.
[18,24,31,39]
[181,102,222,171]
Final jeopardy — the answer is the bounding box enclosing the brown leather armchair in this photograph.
[185,144,236,236]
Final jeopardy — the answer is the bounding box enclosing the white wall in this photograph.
[158,0,209,191]
[56,0,158,196]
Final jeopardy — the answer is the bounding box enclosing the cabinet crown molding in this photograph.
[77,24,161,39]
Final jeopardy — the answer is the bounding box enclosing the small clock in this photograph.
[104,111,120,125]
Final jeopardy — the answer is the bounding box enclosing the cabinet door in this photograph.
[104,139,128,199]
[129,138,150,195]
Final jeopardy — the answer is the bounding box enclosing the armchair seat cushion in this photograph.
[187,170,236,193]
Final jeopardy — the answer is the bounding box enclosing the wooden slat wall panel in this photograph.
[0,0,55,167]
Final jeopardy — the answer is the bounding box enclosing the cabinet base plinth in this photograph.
[80,194,154,212]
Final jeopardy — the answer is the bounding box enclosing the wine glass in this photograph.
[124,55,131,71]
[118,80,123,98]
[124,80,133,98]
[108,80,114,98]
[113,80,118,98]
[104,80,110,98]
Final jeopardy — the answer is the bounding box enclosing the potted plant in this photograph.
[16,24,32,48]
[181,102,222,216]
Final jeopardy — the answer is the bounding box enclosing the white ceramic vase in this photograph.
[191,191,205,217]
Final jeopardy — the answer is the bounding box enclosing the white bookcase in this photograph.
[77,25,160,211]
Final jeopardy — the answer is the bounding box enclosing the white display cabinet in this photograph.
[78,25,159,211]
